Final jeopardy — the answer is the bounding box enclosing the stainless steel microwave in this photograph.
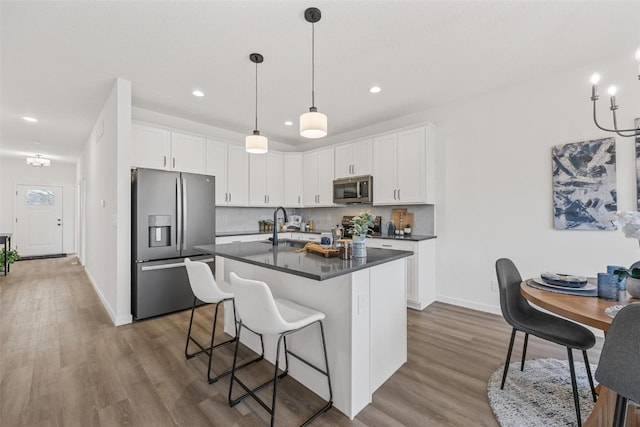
[333,175,373,204]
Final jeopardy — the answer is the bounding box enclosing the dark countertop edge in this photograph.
[195,244,413,281]
[216,230,437,241]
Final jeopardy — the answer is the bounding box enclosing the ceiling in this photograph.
[2,1,640,163]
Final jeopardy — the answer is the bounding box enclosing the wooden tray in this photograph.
[391,209,414,229]
[296,242,340,258]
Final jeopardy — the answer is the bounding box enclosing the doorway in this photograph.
[15,185,64,256]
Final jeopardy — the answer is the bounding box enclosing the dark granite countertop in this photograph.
[195,241,413,281]
[216,230,436,242]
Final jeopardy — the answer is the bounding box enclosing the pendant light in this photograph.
[246,53,268,153]
[300,7,327,139]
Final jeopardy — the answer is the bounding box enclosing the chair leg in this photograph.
[501,328,517,389]
[582,350,597,402]
[520,332,529,371]
[185,297,200,359]
[613,394,628,427]
[270,334,286,427]
[567,348,582,427]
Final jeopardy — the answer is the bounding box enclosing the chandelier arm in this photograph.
[592,101,640,136]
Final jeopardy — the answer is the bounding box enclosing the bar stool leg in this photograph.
[185,297,200,358]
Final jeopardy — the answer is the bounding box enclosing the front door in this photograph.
[15,185,64,256]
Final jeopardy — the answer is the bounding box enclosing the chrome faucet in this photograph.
[272,206,288,246]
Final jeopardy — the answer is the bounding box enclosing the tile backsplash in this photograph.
[216,204,435,236]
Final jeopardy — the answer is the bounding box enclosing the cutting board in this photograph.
[296,242,340,258]
[391,209,414,229]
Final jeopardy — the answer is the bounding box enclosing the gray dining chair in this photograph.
[495,258,597,427]
[594,303,640,427]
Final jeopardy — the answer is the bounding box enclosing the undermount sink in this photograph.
[259,239,308,248]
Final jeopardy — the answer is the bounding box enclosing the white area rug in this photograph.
[488,358,597,427]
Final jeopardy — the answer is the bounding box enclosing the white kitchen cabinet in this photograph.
[249,152,284,207]
[373,125,435,205]
[367,237,436,310]
[131,124,206,174]
[131,123,171,170]
[215,233,271,244]
[334,139,372,178]
[206,140,249,206]
[170,132,206,174]
[303,147,335,206]
[283,153,304,207]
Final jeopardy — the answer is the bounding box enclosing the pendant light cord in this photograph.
[311,22,316,109]
[254,61,258,132]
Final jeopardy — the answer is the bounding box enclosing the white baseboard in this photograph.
[85,268,132,326]
[436,295,502,316]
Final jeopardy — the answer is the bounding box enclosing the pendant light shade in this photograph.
[300,108,327,139]
[300,7,327,139]
[246,53,268,154]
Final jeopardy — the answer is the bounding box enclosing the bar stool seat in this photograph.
[228,272,333,426]
[184,258,263,384]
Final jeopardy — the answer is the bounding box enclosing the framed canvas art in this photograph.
[552,137,617,230]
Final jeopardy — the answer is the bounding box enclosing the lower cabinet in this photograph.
[215,234,272,244]
[367,238,436,310]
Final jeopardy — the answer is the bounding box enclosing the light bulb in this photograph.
[590,73,600,85]
[607,86,617,96]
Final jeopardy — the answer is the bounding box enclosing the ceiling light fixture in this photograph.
[284,120,293,126]
[192,90,205,97]
[589,46,640,137]
[245,53,268,154]
[23,116,38,122]
[300,7,327,139]
[26,154,50,167]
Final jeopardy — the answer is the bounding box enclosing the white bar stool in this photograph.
[228,272,333,426]
[184,258,263,383]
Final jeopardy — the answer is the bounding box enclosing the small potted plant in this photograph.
[404,224,412,234]
[0,248,20,272]
[349,210,375,258]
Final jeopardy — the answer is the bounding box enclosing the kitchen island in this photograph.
[194,241,412,419]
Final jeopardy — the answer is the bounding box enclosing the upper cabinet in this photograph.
[206,140,249,206]
[334,139,372,179]
[303,147,335,207]
[131,123,205,174]
[249,152,284,207]
[131,124,171,170]
[373,125,436,205]
[283,153,304,207]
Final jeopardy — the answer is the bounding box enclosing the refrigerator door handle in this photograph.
[141,258,214,271]
[181,176,188,250]
[176,177,182,252]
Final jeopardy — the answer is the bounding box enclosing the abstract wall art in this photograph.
[552,137,617,230]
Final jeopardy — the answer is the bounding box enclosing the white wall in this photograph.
[428,54,639,314]
[77,78,132,326]
[0,157,77,254]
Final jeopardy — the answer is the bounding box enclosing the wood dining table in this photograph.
[521,281,640,426]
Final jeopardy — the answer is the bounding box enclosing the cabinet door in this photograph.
[316,148,335,206]
[396,128,426,204]
[373,134,398,205]
[248,154,267,206]
[226,145,249,206]
[131,124,171,170]
[351,139,372,176]
[303,151,319,206]
[283,153,303,207]
[206,140,229,205]
[265,152,284,206]
[170,132,206,173]
[334,144,353,178]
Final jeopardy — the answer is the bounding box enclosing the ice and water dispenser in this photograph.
[148,215,171,247]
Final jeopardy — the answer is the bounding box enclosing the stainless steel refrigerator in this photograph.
[131,168,215,320]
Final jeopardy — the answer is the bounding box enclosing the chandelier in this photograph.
[590,47,640,137]
[26,154,51,167]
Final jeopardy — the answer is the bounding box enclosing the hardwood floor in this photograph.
[1,256,602,426]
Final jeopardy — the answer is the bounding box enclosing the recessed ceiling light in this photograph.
[284,121,293,126]
[23,116,38,122]
[369,86,382,94]
[192,90,205,97]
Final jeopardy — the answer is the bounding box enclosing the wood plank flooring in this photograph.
[1,256,602,426]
